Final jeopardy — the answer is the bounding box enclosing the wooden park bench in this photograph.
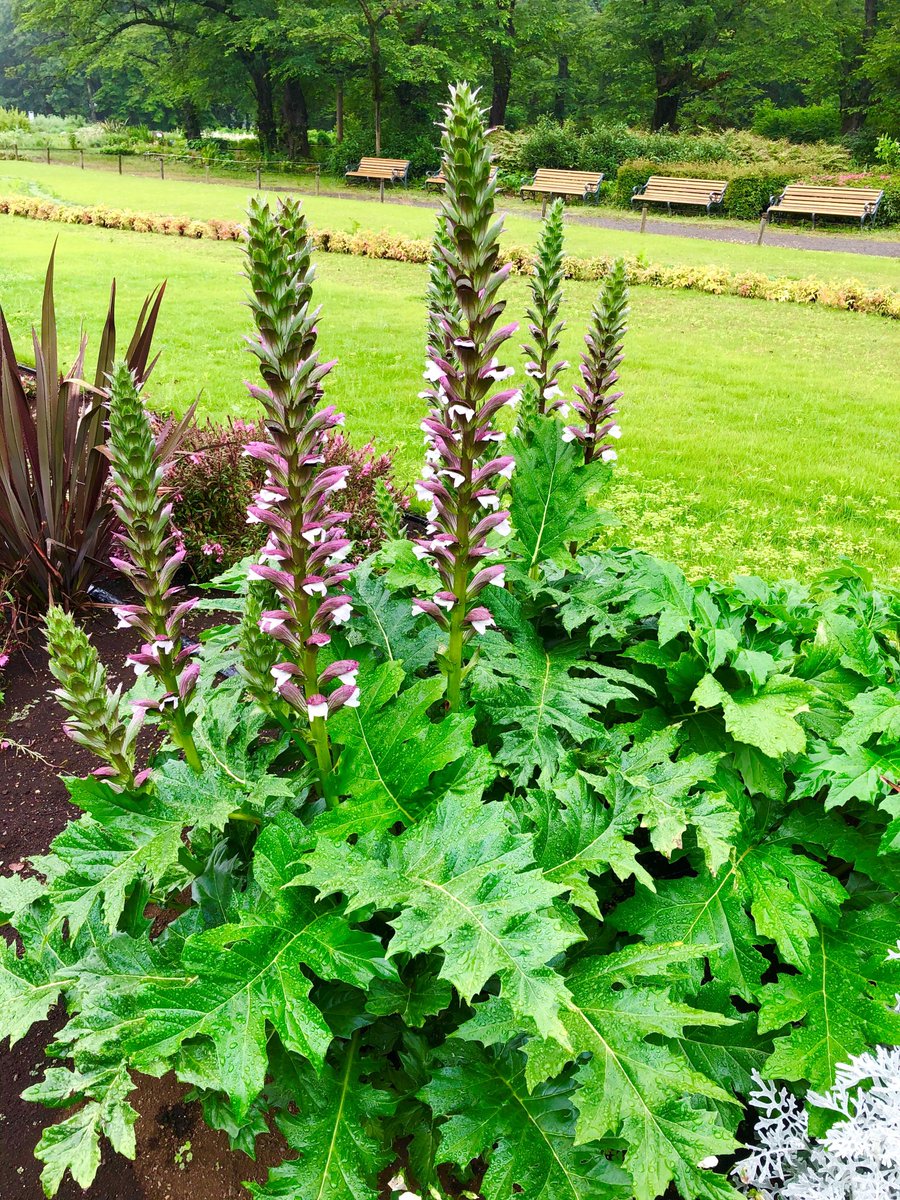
[520,169,604,208]
[764,184,884,233]
[345,156,411,188]
[631,176,728,230]
[426,164,498,190]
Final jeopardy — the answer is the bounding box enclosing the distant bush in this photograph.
[0,106,29,133]
[493,117,740,178]
[876,134,900,170]
[150,414,408,580]
[753,102,841,144]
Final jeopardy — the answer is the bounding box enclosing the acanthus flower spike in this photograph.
[520,197,568,429]
[416,82,515,711]
[567,257,629,465]
[105,362,201,770]
[240,196,359,803]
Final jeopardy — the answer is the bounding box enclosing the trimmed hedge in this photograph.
[1,194,898,319]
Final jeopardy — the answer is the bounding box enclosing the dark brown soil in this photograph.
[0,599,290,1200]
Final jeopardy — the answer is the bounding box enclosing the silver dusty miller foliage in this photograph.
[735,1047,900,1200]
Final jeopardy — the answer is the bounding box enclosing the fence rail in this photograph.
[0,144,324,194]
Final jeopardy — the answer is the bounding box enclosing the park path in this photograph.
[300,184,900,259]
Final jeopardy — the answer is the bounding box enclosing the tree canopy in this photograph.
[0,0,896,150]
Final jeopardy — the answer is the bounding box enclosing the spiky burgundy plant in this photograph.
[106,362,201,770]
[522,197,569,418]
[562,257,628,464]
[415,83,518,710]
[240,196,358,799]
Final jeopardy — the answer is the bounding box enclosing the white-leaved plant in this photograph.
[735,1046,900,1199]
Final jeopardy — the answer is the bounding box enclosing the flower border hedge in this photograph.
[2,193,898,319]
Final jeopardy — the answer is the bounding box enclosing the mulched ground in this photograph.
[0,599,292,1200]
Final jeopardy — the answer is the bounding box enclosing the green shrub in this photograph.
[0,105,29,133]
[753,101,842,144]
[723,167,792,220]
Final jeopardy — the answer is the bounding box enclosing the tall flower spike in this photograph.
[106,362,201,769]
[238,578,281,711]
[241,197,358,798]
[45,605,141,788]
[425,213,462,361]
[416,83,517,710]
[522,197,568,419]
[563,257,628,464]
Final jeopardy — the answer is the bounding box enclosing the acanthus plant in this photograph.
[521,195,569,423]
[1,83,899,1200]
[562,256,628,463]
[413,85,520,709]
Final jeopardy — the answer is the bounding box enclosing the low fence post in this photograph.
[79,149,85,169]
[205,165,210,184]
[118,154,122,175]
[640,204,648,234]
[46,145,51,165]
[159,156,165,180]
[756,214,768,245]
[316,168,320,196]
[379,178,385,204]
[13,143,18,161]
[256,166,261,189]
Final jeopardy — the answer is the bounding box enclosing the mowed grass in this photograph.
[1,213,898,583]
[3,159,900,291]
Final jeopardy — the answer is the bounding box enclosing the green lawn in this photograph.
[1,212,898,584]
[3,159,900,291]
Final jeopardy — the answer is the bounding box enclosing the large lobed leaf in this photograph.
[302,793,581,1047]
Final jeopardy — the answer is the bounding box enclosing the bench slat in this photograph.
[521,168,604,199]
[346,156,411,184]
[768,182,884,220]
[631,175,727,213]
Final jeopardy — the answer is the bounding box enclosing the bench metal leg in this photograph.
[756,214,768,245]
[640,204,648,234]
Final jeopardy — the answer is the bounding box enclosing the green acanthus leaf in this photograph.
[517,764,652,919]
[759,906,900,1090]
[472,591,642,786]
[692,673,816,758]
[508,418,613,571]
[46,770,242,934]
[302,794,581,1048]
[321,660,493,838]
[247,1037,396,1200]
[26,1064,137,1198]
[423,1041,632,1200]
[552,944,740,1200]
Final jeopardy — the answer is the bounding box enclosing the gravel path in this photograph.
[295,184,900,259]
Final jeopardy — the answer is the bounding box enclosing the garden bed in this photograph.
[0,604,299,1200]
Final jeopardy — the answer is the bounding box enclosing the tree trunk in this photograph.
[489,44,513,126]
[841,0,878,131]
[181,98,202,141]
[489,0,516,127]
[248,58,278,153]
[651,84,680,131]
[369,27,382,153]
[553,54,569,123]
[336,82,344,143]
[282,78,311,159]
